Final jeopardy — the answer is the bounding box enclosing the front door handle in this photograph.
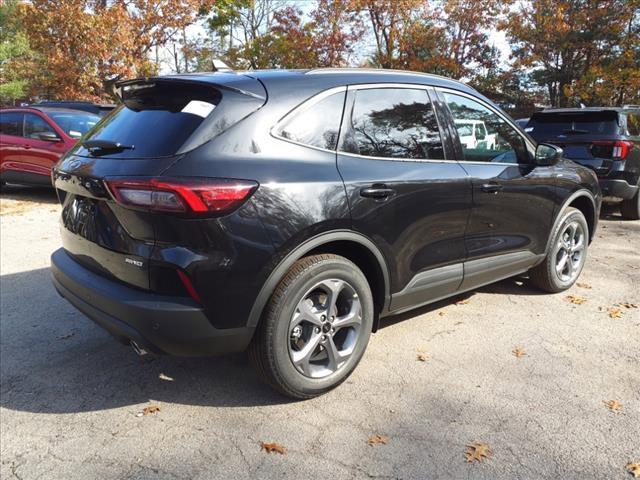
[22,144,32,149]
[360,186,395,199]
[480,183,503,194]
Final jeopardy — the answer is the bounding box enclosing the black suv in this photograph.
[525,107,640,219]
[50,69,600,398]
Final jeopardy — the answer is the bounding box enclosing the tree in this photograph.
[503,0,639,107]
[0,0,35,103]
[21,0,215,101]
[350,0,424,68]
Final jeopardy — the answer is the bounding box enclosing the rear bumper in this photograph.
[599,179,639,200]
[51,248,254,356]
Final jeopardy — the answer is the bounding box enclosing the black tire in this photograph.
[248,254,374,399]
[529,207,589,293]
[620,189,640,220]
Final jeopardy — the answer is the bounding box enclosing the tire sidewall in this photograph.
[545,208,589,290]
[268,259,373,396]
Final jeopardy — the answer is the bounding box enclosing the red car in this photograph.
[0,107,100,187]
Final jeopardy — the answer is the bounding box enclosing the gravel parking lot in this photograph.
[1,185,638,480]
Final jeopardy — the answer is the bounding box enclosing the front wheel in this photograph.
[620,188,640,220]
[248,254,374,399]
[528,207,589,293]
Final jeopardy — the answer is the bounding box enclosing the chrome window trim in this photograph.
[270,86,347,153]
[434,86,537,167]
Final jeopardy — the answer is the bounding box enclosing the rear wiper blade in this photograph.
[83,139,135,154]
[561,129,589,134]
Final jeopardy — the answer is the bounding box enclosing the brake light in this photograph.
[105,177,258,215]
[591,140,633,160]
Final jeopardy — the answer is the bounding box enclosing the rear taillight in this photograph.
[591,140,633,160]
[105,177,258,216]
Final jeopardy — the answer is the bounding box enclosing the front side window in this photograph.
[0,112,24,137]
[24,114,58,140]
[343,88,444,160]
[444,92,530,164]
[276,91,345,150]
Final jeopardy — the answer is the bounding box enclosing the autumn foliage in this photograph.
[2,0,638,107]
[21,0,215,101]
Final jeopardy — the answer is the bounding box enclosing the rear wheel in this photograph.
[529,207,589,293]
[620,189,640,220]
[248,254,374,399]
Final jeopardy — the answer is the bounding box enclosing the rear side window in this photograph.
[342,88,444,160]
[275,91,345,150]
[527,111,620,137]
[0,112,23,136]
[77,82,221,158]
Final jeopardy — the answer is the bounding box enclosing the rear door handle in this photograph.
[480,183,503,194]
[22,144,32,149]
[360,186,395,199]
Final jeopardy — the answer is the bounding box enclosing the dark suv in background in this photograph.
[50,69,600,398]
[526,107,640,219]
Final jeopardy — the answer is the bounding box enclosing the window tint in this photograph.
[0,112,23,136]
[24,114,57,140]
[627,113,640,136]
[444,93,529,164]
[48,111,100,139]
[276,91,345,150]
[527,111,620,137]
[344,88,444,160]
[79,81,223,158]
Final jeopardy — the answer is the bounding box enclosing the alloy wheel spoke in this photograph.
[556,250,569,275]
[321,279,345,318]
[291,333,322,375]
[325,336,346,371]
[295,299,324,327]
[332,298,361,330]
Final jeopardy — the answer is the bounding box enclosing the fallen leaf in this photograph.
[438,311,446,316]
[158,373,174,382]
[465,442,492,463]
[627,461,640,478]
[455,298,470,305]
[367,434,388,446]
[142,405,160,415]
[566,295,587,305]
[576,282,592,289]
[260,442,286,454]
[603,399,623,412]
[608,307,624,318]
[57,332,75,340]
[619,302,638,309]
[416,352,429,362]
[512,347,526,358]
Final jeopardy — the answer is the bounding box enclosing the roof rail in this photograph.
[622,104,640,109]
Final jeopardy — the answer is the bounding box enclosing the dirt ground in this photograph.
[0,184,638,480]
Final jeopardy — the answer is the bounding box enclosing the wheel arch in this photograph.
[546,189,597,253]
[247,231,391,330]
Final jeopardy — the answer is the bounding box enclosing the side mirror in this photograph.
[535,143,563,166]
[38,131,61,142]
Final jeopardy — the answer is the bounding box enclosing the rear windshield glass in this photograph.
[527,111,620,137]
[48,111,100,138]
[78,82,221,158]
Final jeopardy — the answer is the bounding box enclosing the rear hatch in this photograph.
[53,74,266,290]
[526,110,622,175]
